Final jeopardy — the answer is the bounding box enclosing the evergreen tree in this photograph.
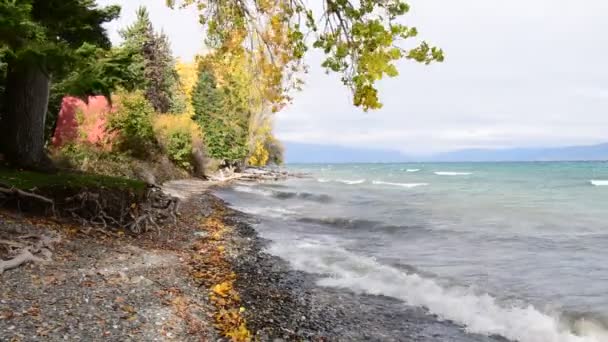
[192,69,248,163]
[120,7,180,114]
[0,0,120,168]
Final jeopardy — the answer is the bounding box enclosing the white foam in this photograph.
[267,242,608,342]
[337,179,366,185]
[590,180,608,186]
[317,178,331,183]
[435,171,472,176]
[372,181,428,188]
[233,205,296,219]
[406,169,421,173]
[233,185,272,196]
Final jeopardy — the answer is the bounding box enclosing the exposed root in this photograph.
[0,183,180,237]
[0,232,61,275]
[0,249,44,274]
[0,185,55,215]
[126,187,180,235]
[64,187,180,235]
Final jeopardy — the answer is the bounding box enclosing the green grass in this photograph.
[0,167,146,193]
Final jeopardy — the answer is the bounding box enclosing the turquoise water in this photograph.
[216,162,608,342]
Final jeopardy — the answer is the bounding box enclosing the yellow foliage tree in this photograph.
[167,0,444,111]
[175,59,199,115]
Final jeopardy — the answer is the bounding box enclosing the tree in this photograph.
[174,60,198,115]
[46,45,140,140]
[167,0,444,111]
[0,0,120,168]
[191,66,249,163]
[120,7,180,114]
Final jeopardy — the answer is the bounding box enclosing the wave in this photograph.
[233,185,273,196]
[434,171,472,176]
[233,185,331,203]
[233,206,296,219]
[406,169,421,173]
[297,217,425,234]
[298,217,379,230]
[316,178,365,185]
[372,180,429,188]
[272,190,332,203]
[590,180,608,186]
[268,242,608,342]
[337,179,366,185]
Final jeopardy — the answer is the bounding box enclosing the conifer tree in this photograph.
[120,7,180,114]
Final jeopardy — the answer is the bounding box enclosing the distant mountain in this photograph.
[430,143,608,162]
[283,142,407,163]
[283,142,608,163]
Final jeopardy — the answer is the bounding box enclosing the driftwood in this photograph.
[208,167,298,183]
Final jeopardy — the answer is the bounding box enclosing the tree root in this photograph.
[0,185,55,215]
[0,250,44,274]
[0,232,61,275]
[0,184,180,236]
[64,187,180,235]
[126,187,180,235]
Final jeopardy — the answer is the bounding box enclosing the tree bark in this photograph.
[0,61,50,168]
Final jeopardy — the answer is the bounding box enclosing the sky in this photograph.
[98,0,608,156]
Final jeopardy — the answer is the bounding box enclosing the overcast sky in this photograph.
[98,0,608,155]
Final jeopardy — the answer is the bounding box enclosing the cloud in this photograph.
[98,0,608,154]
[97,0,204,61]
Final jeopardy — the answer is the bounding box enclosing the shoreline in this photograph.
[0,176,508,341]
[207,190,509,341]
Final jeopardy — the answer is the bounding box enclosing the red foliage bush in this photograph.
[52,96,115,149]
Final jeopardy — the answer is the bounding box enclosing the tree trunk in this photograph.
[0,61,50,168]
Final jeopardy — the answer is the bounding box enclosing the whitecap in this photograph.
[233,205,296,219]
[337,179,366,185]
[372,181,428,188]
[268,242,608,342]
[590,180,608,186]
[317,178,331,183]
[434,171,472,176]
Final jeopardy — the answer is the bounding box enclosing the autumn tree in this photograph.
[175,60,199,115]
[167,0,444,111]
[0,0,121,168]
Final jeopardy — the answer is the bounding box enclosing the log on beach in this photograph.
[209,167,310,182]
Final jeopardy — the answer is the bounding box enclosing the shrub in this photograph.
[165,131,192,169]
[52,143,135,178]
[108,90,157,157]
[153,113,203,170]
